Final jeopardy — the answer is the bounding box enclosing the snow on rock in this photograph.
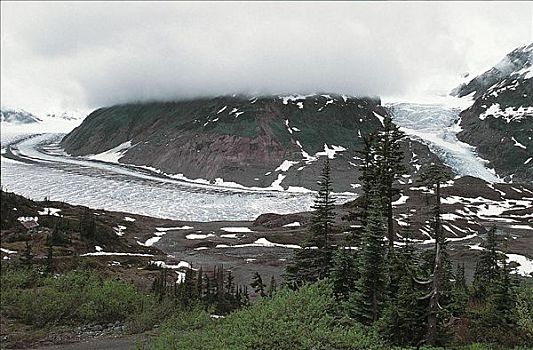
[511,137,527,149]
[81,252,154,257]
[151,260,191,270]
[114,225,127,237]
[373,112,385,126]
[38,207,61,216]
[282,221,301,227]
[87,141,133,163]
[508,224,533,231]
[220,227,253,233]
[124,216,136,222]
[156,226,194,231]
[269,174,286,191]
[441,213,462,221]
[95,245,103,252]
[506,253,533,277]
[275,160,299,172]
[1,247,17,254]
[220,234,239,238]
[316,144,347,159]
[479,104,533,123]
[186,233,215,239]
[392,195,409,206]
[17,216,38,223]
[216,237,301,249]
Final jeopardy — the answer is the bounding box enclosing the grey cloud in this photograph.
[1,1,531,113]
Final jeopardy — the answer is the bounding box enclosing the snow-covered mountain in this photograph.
[454,43,532,183]
[1,108,86,148]
[0,108,41,124]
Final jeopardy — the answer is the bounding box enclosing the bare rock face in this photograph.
[61,94,441,191]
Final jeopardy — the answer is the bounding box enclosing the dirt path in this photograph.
[13,335,146,350]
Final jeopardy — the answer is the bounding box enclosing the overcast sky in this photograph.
[1,1,532,115]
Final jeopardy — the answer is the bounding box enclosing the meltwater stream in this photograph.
[388,103,501,183]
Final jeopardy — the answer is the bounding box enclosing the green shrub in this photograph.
[149,281,384,350]
[1,268,150,327]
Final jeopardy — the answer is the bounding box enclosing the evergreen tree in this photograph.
[250,272,266,297]
[380,273,427,346]
[348,188,387,324]
[196,266,204,300]
[267,276,277,297]
[309,158,336,248]
[225,270,235,295]
[330,248,358,301]
[449,263,468,316]
[284,159,336,287]
[20,238,33,268]
[375,116,406,248]
[473,226,500,299]
[45,235,54,275]
[418,163,452,346]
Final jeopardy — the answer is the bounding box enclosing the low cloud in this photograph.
[1,1,531,114]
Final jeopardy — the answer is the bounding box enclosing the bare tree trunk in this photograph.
[387,194,394,249]
[427,182,442,346]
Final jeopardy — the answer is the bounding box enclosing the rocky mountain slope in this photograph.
[61,94,442,192]
[453,43,533,183]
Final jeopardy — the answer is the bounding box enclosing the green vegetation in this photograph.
[148,282,384,350]
[1,268,156,329]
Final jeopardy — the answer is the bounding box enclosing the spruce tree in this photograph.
[348,188,388,324]
[309,158,336,248]
[267,276,277,297]
[45,235,54,275]
[473,226,500,299]
[418,163,452,346]
[375,116,406,248]
[330,247,358,301]
[250,272,266,297]
[285,159,336,287]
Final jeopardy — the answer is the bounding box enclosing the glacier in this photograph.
[388,103,501,183]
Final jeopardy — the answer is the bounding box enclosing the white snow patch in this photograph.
[186,233,215,239]
[1,247,17,254]
[275,160,299,172]
[283,221,301,227]
[506,254,533,277]
[156,226,194,231]
[220,227,253,233]
[216,237,301,249]
[392,195,409,206]
[81,252,154,257]
[512,137,527,149]
[114,225,127,237]
[373,112,385,126]
[220,234,239,238]
[124,216,136,222]
[38,207,61,216]
[87,141,133,163]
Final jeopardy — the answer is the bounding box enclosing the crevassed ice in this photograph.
[388,103,501,183]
